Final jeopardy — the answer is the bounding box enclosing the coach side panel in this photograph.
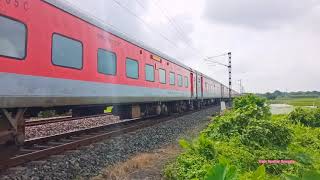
[0,1,191,108]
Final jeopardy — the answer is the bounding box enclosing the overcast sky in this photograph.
[65,0,320,93]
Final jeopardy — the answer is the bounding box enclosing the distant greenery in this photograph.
[257,90,320,107]
[257,90,320,100]
[164,94,320,180]
[269,98,320,107]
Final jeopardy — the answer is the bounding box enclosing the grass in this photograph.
[269,97,320,107]
[91,145,181,180]
[104,106,113,113]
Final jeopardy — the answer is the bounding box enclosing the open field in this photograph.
[269,97,320,107]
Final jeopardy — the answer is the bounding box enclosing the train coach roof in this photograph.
[43,0,233,90]
[43,0,191,70]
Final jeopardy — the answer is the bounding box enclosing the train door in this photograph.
[190,72,194,98]
[221,86,224,98]
[201,76,204,99]
[194,75,197,98]
[197,74,202,99]
[195,73,198,99]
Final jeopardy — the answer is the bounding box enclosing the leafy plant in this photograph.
[285,170,320,180]
[179,134,216,161]
[233,94,271,120]
[288,107,320,127]
[241,120,292,148]
[205,158,237,180]
[252,165,266,180]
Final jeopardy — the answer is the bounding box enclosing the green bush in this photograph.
[164,95,320,179]
[241,121,292,149]
[164,153,211,179]
[234,94,271,120]
[179,134,216,161]
[205,158,237,180]
[285,170,320,180]
[288,107,320,127]
[217,113,251,137]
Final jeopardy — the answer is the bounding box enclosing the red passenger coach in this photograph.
[0,0,236,148]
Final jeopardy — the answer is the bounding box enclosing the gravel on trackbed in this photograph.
[1,107,219,180]
[26,115,120,140]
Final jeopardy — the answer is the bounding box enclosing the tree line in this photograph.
[256,90,320,100]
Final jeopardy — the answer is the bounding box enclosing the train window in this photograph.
[170,72,175,85]
[178,74,183,87]
[159,69,166,84]
[126,58,139,79]
[0,15,27,60]
[98,49,117,75]
[145,64,155,82]
[52,34,83,69]
[184,76,189,88]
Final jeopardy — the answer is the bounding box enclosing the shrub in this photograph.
[205,158,237,180]
[179,134,216,161]
[241,121,292,149]
[288,107,320,127]
[217,113,251,136]
[285,170,320,180]
[234,94,271,120]
[213,139,256,171]
[164,153,211,180]
[164,135,217,179]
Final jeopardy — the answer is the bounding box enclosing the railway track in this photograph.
[0,107,213,171]
[0,108,198,171]
[25,113,112,127]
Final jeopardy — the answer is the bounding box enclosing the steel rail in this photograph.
[0,107,214,171]
[25,113,112,127]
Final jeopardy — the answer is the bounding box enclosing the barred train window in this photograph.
[52,34,83,69]
[178,74,183,87]
[126,58,139,79]
[145,64,155,82]
[159,69,166,84]
[98,49,117,75]
[184,76,189,88]
[170,72,175,85]
[0,15,27,59]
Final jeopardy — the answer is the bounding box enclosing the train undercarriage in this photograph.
[0,98,229,160]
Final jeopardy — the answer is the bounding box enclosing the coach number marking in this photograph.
[0,0,29,11]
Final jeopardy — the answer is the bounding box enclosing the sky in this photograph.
[65,0,320,93]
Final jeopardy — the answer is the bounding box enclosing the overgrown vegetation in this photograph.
[164,94,320,179]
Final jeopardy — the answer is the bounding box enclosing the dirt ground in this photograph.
[91,144,182,180]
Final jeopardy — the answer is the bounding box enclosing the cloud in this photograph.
[65,0,195,60]
[65,0,148,40]
[204,0,318,29]
[64,0,320,93]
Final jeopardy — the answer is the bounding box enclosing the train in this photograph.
[0,0,238,149]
